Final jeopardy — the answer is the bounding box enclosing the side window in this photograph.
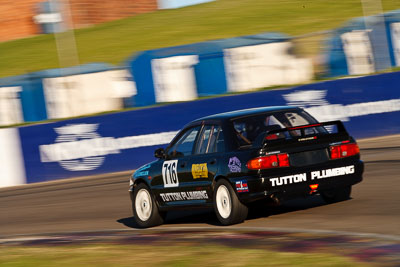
[196,125,213,154]
[168,126,201,158]
[195,125,225,154]
[233,122,249,146]
[210,127,225,153]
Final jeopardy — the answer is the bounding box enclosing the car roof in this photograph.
[194,106,300,122]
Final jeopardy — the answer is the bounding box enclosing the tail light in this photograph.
[247,153,289,170]
[330,143,360,159]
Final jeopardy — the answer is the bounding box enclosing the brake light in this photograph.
[247,153,290,170]
[330,143,359,159]
[266,134,278,140]
[288,123,321,130]
[277,153,290,167]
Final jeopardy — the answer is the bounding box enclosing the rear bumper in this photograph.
[233,160,364,203]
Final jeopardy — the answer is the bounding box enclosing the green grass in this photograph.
[0,0,399,78]
[0,244,369,267]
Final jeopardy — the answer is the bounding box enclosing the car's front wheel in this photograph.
[321,186,352,204]
[214,179,248,225]
[133,183,164,228]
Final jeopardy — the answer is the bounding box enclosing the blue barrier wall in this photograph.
[18,71,400,183]
[129,42,226,106]
[127,33,290,106]
[0,63,124,124]
[0,74,48,122]
[325,10,400,77]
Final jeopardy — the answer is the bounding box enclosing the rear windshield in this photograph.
[232,110,327,146]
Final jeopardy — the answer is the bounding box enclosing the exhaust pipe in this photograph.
[270,193,282,206]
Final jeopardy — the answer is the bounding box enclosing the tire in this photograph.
[321,186,352,204]
[213,179,248,225]
[132,183,164,228]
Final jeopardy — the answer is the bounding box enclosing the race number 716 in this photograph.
[162,160,179,188]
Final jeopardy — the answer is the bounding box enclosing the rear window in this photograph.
[232,110,327,146]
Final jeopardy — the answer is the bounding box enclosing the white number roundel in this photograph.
[162,160,179,188]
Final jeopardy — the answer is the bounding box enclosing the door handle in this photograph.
[209,159,217,165]
[180,162,187,168]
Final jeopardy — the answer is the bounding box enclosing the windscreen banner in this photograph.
[17,71,400,184]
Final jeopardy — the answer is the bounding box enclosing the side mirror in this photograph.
[154,148,166,159]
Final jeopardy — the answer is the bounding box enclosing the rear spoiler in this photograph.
[253,120,350,148]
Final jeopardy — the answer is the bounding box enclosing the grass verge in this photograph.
[0,0,399,78]
[0,243,369,267]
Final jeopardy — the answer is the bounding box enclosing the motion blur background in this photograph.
[0,0,399,187]
[1,2,400,266]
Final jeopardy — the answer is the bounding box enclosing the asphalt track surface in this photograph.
[1,135,399,238]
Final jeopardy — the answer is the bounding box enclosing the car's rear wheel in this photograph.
[214,179,248,225]
[133,183,164,228]
[321,186,352,204]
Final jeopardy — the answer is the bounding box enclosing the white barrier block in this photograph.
[341,30,375,75]
[43,70,135,119]
[108,69,137,98]
[0,86,23,126]
[0,128,26,187]
[390,22,400,66]
[151,55,199,103]
[224,42,313,92]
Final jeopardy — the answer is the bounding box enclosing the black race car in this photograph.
[129,106,363,227]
